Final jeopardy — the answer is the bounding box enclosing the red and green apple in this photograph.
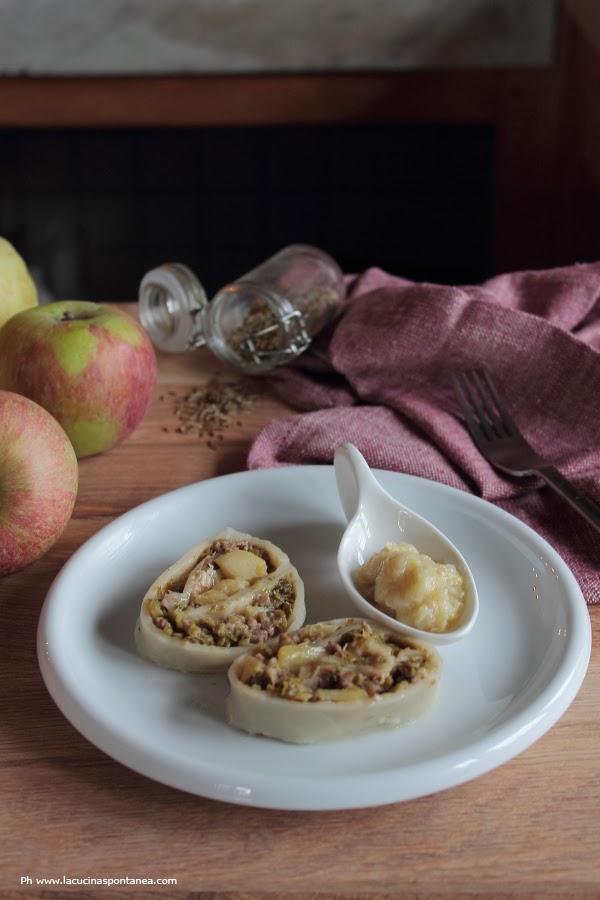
[0,301,157,458]
[0,390,78,576]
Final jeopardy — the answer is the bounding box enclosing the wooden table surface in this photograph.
[1,310,598,899]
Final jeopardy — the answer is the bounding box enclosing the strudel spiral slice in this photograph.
[227,618,441,743]
[134,528,305,672]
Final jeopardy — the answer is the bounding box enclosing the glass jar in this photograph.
[138,244,345,374]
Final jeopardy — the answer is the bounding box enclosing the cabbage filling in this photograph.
[150,540,295,647]
[237,619,433,703]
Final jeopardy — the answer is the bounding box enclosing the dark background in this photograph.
[0,122,493,302]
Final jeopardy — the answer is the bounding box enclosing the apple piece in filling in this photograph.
[134,527,305,672]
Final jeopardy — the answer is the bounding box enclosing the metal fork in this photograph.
[453,370,600,534]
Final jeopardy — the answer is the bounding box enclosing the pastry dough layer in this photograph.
[227,617,441,743]
[134,528,305,672]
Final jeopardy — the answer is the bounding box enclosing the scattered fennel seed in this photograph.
[171,376,259,442]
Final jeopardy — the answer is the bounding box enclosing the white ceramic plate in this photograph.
[37,466,591,811]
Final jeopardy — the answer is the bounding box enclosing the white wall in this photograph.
[0,0,557,76]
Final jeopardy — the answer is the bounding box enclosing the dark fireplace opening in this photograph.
[0,122,493,302]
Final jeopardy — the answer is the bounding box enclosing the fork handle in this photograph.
[536,466,600,534]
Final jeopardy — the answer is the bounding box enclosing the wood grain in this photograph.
[0,70,503,128]
[0,307,598,898]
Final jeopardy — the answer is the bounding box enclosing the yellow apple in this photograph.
[0,237,38,330]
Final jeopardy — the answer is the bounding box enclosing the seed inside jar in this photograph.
[227,287,340,363]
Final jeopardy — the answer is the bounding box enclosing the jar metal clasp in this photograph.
[238,309,311,366]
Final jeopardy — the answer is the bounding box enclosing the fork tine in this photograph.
[478,370,519,435]
[470,371,509,439]
[453,370,518,443]
[453,372,493,440]
[452,373,488,444]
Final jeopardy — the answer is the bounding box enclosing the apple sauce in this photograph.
[354,542,465,633]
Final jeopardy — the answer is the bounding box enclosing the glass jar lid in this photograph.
[138,263,209,353]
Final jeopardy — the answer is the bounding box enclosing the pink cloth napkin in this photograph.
[248,263,600,605]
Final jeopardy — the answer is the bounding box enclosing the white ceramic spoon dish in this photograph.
[334,442,479,645]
